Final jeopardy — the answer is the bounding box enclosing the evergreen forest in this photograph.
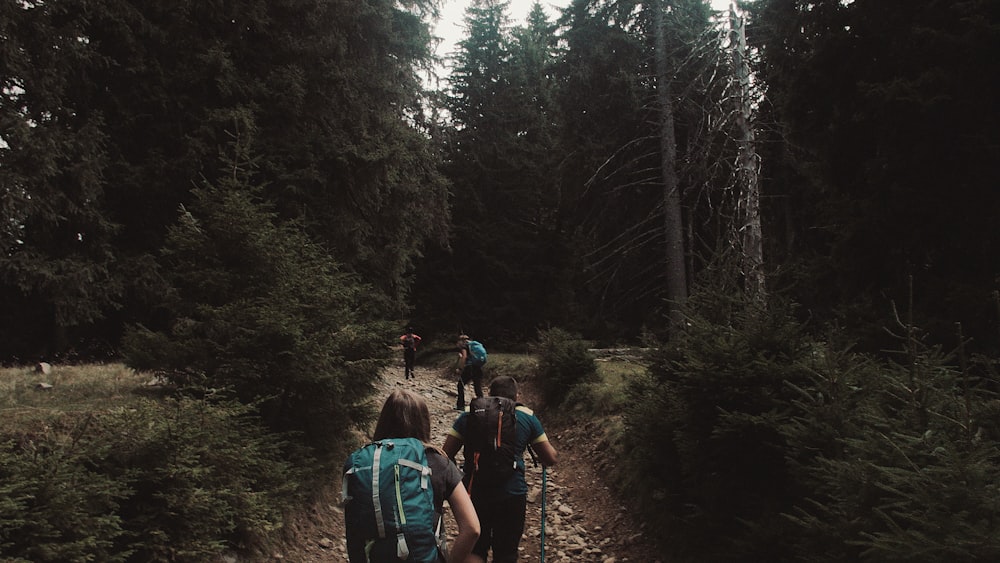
[2,0,999,561]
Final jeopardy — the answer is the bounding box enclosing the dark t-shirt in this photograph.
[426,448,464,517]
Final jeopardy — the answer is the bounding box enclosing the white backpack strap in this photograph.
[372,444,386,538]
[397,532,410,559]
[435,513,444,546]
[341,467,356,503]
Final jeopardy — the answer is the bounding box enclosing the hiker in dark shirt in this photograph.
[399,327,422,380]
[443,376,558,563]
[347,389,479,562]
[454,334,484,410]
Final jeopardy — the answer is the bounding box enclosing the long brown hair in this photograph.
[372,389,432,443]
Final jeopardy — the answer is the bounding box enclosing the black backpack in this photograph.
[463,396,518,493]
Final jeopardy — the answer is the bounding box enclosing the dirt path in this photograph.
[255,362,662,563]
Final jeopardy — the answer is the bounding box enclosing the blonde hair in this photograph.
[373,389,432,443]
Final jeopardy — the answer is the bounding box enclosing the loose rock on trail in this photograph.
[253,362,662,563]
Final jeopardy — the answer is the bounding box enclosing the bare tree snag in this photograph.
[730,4,765,304]
[655,0,689,334]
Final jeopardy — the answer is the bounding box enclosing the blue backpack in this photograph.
[467,340,487,367]
[343,438,439,562]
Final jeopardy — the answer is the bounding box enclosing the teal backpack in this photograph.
[467,340,487,367]
[343,438,440,562]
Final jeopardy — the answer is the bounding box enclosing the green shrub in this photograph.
[620,293,814,561]
[782,330,1000,561]
[101,397,299,562]
[123,136,390,457]
[0,396,300,563]
[0,426,130,562]
[533,328,597,406]
[618,286,1000,562]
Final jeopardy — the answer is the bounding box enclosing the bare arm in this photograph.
[446,482,480,563]
[443,434,463,460]
[533,439,558,467]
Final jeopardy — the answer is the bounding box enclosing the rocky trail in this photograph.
[258,362,662,563]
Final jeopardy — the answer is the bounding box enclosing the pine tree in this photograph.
[622,290,814,559]
[123,120,390,453]
[746,0,1000,349]
[0,0,122,357]
[555,0,723,339]
[2,0,450,356]
[418,0,577,340]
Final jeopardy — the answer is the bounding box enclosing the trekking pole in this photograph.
[540,465,547,563]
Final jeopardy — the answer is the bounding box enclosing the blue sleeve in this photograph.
[449,412,468,439]
[528,414,545,443]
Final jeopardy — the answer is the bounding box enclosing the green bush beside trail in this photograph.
[552,290,1000,561]
[0,397,298,562]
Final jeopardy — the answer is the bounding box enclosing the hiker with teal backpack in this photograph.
[454,334,487,411]
[344,389,480,562]
[443,376,558,563]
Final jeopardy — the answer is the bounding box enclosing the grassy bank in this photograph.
[0,363,300,562]
[1,363,159,422]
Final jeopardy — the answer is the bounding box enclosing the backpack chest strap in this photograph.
[397,458,432,490]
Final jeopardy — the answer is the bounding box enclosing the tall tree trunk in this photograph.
[654,1,688,335]
[731,4,765,304]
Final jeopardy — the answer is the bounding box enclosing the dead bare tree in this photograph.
[729,3,766,304]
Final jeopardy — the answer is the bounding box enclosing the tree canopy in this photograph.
[2,0,998,375]
[1,0,449,360]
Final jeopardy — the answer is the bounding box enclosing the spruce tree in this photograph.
[554,0,728,340]
[2,0,450,357]
[418,0,578,341]
[746,0,1000,349]
[622,290,813,559]
[123,120,390,454]
[783,315,1000,560]
[0,0,122,357]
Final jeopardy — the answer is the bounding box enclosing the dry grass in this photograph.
[0,363,157,427]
